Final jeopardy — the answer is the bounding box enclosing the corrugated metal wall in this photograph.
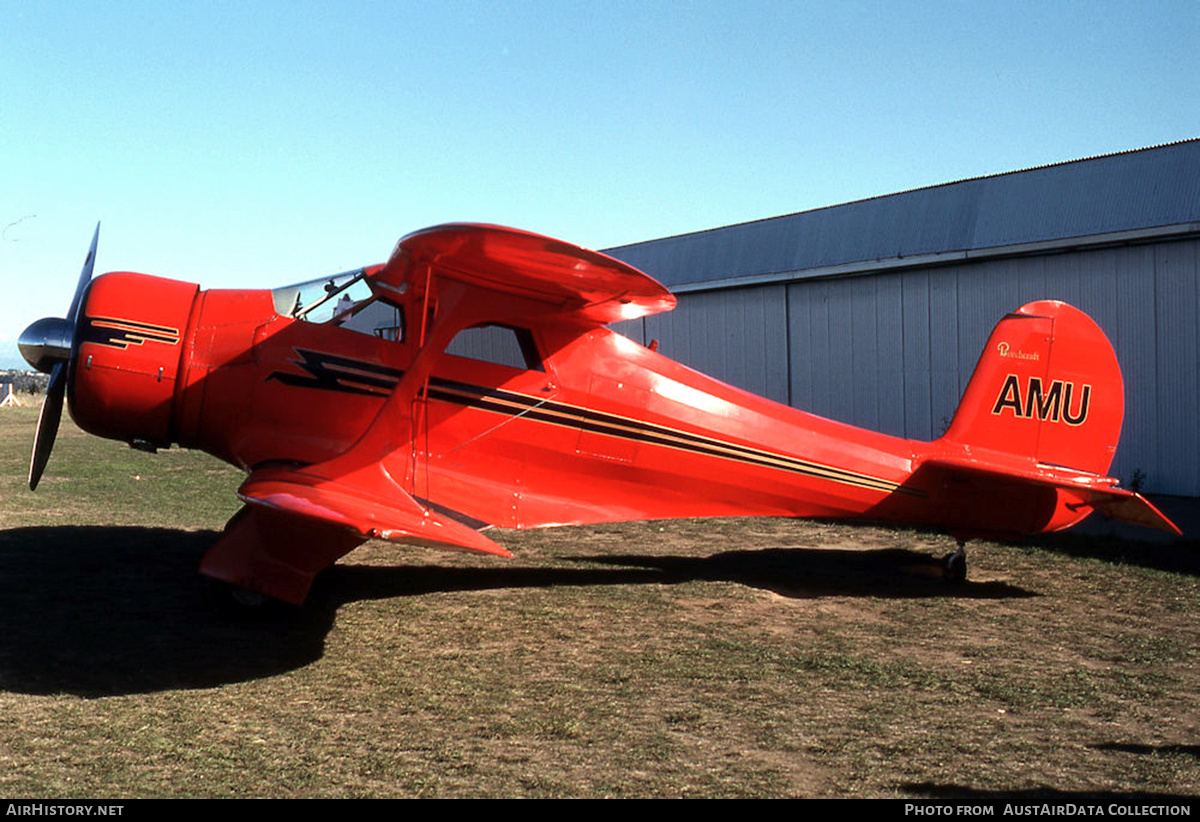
[640,287,790,406]
[616,237,1200,497]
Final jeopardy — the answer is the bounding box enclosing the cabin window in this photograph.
[445,324,543,371]
[345,301,405,342]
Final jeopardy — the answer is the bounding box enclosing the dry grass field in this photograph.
[0,405,1197,798]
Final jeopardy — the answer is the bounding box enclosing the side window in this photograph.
[445,324,543,371]
[341,300,406,343]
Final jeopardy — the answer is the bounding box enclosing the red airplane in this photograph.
[19,223,1180,604]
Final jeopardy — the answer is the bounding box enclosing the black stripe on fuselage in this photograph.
[269,348,918,497]
[425,377,916,496]
[268,349,406,397]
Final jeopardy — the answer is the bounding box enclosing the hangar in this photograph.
[603,139,1200,502]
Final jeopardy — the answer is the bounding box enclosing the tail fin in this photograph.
[941,300,1123,476]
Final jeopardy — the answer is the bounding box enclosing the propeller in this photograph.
[17,223,100,490]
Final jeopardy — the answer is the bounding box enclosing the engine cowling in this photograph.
[69,272,200,448]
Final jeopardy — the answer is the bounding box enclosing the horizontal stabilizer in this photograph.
[920,457,1181,536]
[1079,488,1181,535]
[238,469,512,558]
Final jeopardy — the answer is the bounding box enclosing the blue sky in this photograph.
[2,0,1197,365]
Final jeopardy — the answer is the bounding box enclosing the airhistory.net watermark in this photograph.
[6,806,123,817]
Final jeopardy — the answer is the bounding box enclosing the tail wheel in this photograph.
[942,541,967,583]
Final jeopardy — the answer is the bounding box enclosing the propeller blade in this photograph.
[66,222,99,323]
[27,223,99,490]
[29,362,66,490]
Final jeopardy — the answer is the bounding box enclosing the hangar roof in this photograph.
[605,139,1200,291]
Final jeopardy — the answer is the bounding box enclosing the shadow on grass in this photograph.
[1094,742,1200,759]
[0,525,1030,697]
[0,526,334,698]
[571,548,1030,600]
[1031,530,1200,577]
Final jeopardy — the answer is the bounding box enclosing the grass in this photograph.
[0,405,1198,797]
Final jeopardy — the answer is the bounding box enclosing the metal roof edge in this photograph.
[605,138,1200,255]
[666,221,1200,294]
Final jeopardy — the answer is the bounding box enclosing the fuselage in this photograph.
[68,267,1087,542]
[25,221,1171,606]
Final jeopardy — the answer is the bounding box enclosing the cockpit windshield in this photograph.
[272,269,374,324]
[272,269,406,342]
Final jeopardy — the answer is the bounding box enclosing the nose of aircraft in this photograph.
[18,316,74,374]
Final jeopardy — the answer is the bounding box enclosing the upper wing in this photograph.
[371,223,676,326]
